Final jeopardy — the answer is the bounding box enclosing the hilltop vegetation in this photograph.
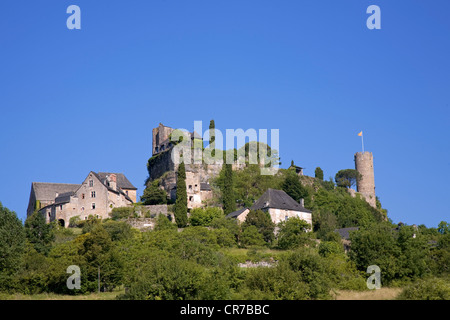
[0,163,449,300]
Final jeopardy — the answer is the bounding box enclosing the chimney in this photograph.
[299,198,304,207]
[108,174,117,191]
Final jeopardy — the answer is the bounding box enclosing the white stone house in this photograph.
[226,188,312,228]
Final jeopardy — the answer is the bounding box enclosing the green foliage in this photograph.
[311,188,383,229]
[313,210,338,240]
[318,241,344,257]
[237,263,309,300]
[154,214,177,231]
[315,167,324,181]
[438,221,450,235]
[277,217,312,250]
[243,210,275,244]
[69,215,82,228]
[240,225,265,247]
[335,169,361,189]
[283,248,333,299]
[141,180,167,205]
[397,277,450,300]
[0,202,26,280]
[209,119,216,157]
[102,220,134,242]
[24,212,54,255]
[109,207,136,220]
[349,223,430,285]
[210,217,240,242]
[281,172,308,203]
[221,164,236,215]
[174,162,188,228]
[189,207,223,226]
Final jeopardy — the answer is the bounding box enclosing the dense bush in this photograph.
[189,207,223,226]
[397,277,450,300]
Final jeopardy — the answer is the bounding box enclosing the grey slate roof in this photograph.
[32,182,80,201]
[250,188,312,213]
[96,172,137,190]
[334,227,359,240]
[200,183,212,191]
[226,207,248,219]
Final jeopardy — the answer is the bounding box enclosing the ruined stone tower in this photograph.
[354,151,376,208]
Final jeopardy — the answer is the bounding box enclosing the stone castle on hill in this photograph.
[148,122,377,210]
[26,122,377,227]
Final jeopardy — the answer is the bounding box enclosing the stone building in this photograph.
[150,123,217,209]
[27,171,136,227]
[226,188,312,227]
[354,151,376,208]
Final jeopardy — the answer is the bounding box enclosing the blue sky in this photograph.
[0,0,449,227]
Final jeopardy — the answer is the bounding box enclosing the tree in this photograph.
[277,217,311,249]
[25,211,54,255]
[209,119,216,157]
[438,221,450,235]
[243,210,275,244]
[0,202,26,276]
[349,223,402,284]
[315,167,324,181]
[222,164,236,215]
[141,180,167,205]
[79,224,124,292]
[174,162,188,227]
[335,169,361,189]
[154,214,177,231]
[240,225,265,247]
[281,172,308,203]
[189,207,223,227]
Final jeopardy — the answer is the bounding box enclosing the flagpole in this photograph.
[361,133,365,153]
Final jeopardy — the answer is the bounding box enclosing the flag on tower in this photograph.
[358,131,364,152]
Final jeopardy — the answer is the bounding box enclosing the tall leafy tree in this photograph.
[281,172,308,203]
[243,209,275,243]
[174,162,188,227]
[25,211,54,255]
[141,180,167,205]
[222,164,236,215]
[335,169,361,189]
[277,217,311,249]
[209,119,216,157]
[315,167,324,181]
[0,202,26,275]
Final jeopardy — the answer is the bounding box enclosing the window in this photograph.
[89,180,94,187]
[126,190,129,195]
[92,203,96,210]
[189,185,192,191]
[189,196,193,202]
[82,193,85,199]
[91,191,96,198]
[60,205,63,210]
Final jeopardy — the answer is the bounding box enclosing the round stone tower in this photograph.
[354,151,376,208]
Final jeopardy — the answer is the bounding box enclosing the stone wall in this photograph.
[126,218,155,230]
